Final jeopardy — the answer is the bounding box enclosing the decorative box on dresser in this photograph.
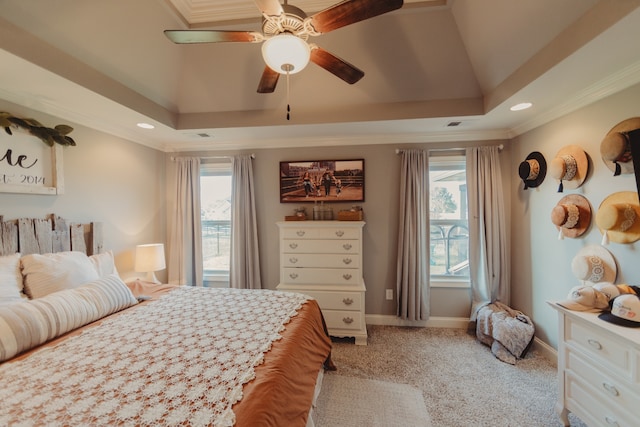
[276,221,367,345]
[548,302,640,427]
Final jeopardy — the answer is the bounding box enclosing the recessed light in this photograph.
[137,122,155,129]
[510,102,532,111]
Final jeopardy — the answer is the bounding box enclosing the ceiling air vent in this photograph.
[447,121,462,127]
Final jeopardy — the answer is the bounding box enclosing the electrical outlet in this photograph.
[386,289,393,300]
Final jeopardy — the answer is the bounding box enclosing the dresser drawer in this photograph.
[282,227,361,240]
[282,239,359,254]
[282,267,361,285]
[566,372,635,427]
[566,349,639,409]
[566,317,634,380]
[323,310,364,331]
[303,290,363,311]
[282,253,360,268]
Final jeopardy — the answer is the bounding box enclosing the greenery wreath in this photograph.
[0,111,76,147]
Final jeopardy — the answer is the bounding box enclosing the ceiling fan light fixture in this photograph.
[262,34,310,74]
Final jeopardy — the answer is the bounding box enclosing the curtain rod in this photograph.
[170,153,255,161]
[395,144,503,154]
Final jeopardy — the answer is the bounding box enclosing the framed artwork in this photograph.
[280,159,364,203]
[1,128,64,195]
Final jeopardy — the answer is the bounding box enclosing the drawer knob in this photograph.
[289,257,298,264]
[342,258,353,265]
[335,230,345,237]
[296,230,306,236]
[289,243,298,249]
[604,416,619,426]
[342,298,354,305]
[289,273,299,279]
[587,339,603,350]
[602,382,620,397]
[343,274,353,281]
[342,317,354,324]
[343,244,352,250]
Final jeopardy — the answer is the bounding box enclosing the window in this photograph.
[200,162,232,285]
[429,155,469,286]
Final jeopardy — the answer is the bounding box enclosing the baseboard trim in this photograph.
[531,336,558,367]
[365,314,470,329]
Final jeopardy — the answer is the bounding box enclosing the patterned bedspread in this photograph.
[0,287,312,427]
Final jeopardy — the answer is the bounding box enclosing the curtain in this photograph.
[168,157,203,286]
[396,149,429,321]
[229,154,262,289]
[466,146,509,320]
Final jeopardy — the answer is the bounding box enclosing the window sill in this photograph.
[430,279,470,289]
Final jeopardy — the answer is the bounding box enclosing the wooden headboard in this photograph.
[0,214,103,256]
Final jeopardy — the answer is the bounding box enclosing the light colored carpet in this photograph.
[323,325,587,427]
[314,374,432,427]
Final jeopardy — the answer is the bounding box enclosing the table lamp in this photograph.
[135,243,166,283]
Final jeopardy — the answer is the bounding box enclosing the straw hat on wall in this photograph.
[548,145,589,192]
[595,191,640,244]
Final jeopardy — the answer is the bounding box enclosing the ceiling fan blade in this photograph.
[310,0,404,34]
[310,46,364,84]
[164,30,262,44]
[257,66,280,93]
[253,0,284,17]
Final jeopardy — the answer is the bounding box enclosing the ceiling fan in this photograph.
[164,0,404,94]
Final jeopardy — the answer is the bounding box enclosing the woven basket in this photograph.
[337,210,363,221]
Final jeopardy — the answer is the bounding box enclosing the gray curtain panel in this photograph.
[466,146,509,320]
[396,149,429,321]
[230,154,262,289]
[168,157,203,286]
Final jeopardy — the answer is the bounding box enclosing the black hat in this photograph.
[518,152,547,190]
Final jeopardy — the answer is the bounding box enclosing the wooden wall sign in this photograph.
[0,127,64,195]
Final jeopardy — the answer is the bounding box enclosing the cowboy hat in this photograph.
[518,151,547,190]
[600,117,640,176]
[570,244,616,284]
[548,145,589,192]
[595,191,640,244]
[550,194,591,239]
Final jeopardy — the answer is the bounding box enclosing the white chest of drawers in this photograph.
[549,302,640,427]
[277,221,367,345]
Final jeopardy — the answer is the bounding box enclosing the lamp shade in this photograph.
[135,243,166,283]
[262,34,310,74]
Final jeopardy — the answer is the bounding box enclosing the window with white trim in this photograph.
[200,162,232,286]
[429,155,469,287]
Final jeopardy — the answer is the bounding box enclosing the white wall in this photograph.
[511,82,640,348]
[0,99,167,282]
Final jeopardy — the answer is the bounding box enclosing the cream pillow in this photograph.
[21,251,100,299]
[0,273,137,362]
[89,250,120,278]
[0,253,24,305]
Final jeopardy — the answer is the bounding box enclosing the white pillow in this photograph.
[21,251,100,299]
[89,250,120,278]
[0,253,24,306]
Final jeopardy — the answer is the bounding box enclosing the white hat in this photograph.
[557,286,610,312]
[593,282,621,301]
[598,294,640,327]
[570,245,617,284]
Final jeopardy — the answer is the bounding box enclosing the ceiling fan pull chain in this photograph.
[286,69,291,121]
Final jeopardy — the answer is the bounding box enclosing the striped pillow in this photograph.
[0,274,137,362]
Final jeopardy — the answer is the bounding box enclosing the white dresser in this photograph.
[276,221,367,345]
[548,302,640,427]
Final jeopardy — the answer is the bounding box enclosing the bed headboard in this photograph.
[0,214,103,256]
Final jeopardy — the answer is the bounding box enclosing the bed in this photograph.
[0,215,334,426]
